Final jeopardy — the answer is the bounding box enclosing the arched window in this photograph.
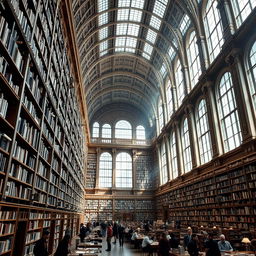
[92,122,100,137]
[187,31,201,89]
[181,118,192,173]
[204,0,224,63]
[170,131,178,179]
[196,99,213,164]
[136,125,145,140]
[116,152,132,188]
[231,0,256,27]
[160,142,168,185]
[102,124,112,138]
[217,72,242,152]
[158,100,164,132]
[115,120,132,139]
[166,80,174,118]
[248,40,256,111]
[99,152,112,188]
[175,58,185,107]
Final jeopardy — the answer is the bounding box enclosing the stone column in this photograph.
[112,148,116,189]
[95,148,101,188]
[132,149,137,190]
[156,144,162,185]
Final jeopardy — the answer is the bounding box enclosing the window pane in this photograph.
[160,142,168,185]
[166,80,174,118]
[217,72,242,152]
[102,124,112,138]
[158,100,164,132]
[92,122,100,137]
[248,40,256,111]
[170,132,178,179]
[99,152,112,188]
[115,120,132,139]
[175,59,185,107]
[116,152,132,188]
[136,125,145,140]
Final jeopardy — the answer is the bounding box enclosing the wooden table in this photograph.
[69,249,101,256]
[77,242,102,249]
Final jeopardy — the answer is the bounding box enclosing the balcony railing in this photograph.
[90,137,152,146]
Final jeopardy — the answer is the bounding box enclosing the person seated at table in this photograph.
[158,233,170,256]
[184,227,193,250]
[205,233,221,256]
[168,232,179,248]
[218,234,233,252]
[188,234,199,256]
[142,235,153,255]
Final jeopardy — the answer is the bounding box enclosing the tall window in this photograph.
[196,99,212,164]
[92,122,100,137]
[231,0,256,27]
[116,152,132,188]
[99,152,112,188]
[170,132,178,179]
[136,125,145,140]
[166,80,174,118]
[158,100,164,132]
[248,40,256,111]
[217,72,242,152]
[160,142,168,185]
[102,124,112,138]
[181,118,192,173]
[187,31,201,89]
[115,120,132,139]
[175,58,185,107]
[204,0,224,63]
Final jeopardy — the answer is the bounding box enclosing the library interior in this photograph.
[0,0,256,255]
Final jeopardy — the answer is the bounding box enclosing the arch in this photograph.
[116,152,132,188]
[115,120,132,139]
[196,98,212,164]
[136,125,145,140]
[99,152,112,188]
[216,71,242,152]
[102,123,112,138]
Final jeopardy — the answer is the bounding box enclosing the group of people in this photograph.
[184,227,233,256]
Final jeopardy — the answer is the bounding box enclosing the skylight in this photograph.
[150,15,161,30]
[116,23,140,36]
[179,14,190,35]
[160,63,167,77]
[98,0,108,12]
[146,29,157,44]
[115,36,138,53]
[99,27,108,40]
[118,0,145,9]
[117,9,142,22]
[100,41,108,52]
[98,13,108,26]
[168,46,175,60]
[153,0,167,18]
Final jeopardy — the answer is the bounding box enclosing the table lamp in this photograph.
[241,237,251,251]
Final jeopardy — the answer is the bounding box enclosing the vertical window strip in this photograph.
[182,118,192,173]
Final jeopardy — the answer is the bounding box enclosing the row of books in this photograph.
[5,181,32,199]
[49,172,58,185]
[37,161,49,178]
[23,95,41,126]
[17,117,40,149]
[49,184,58,196]
[0,132,12,152]
[0,222,15,235]
[13,141,36,169]
[0,210,17,220]
[39,140,51,162]
[35,176,47,191]
[28,220,39,229]
[0,91,8,119]
[9,162,33,184]
[0,237,12,253]
[25,231,40,243]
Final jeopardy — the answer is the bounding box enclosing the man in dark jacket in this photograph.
[184,227,193,250]
[188,234,199,256]
[33,230,50,256]
[54,235,70,256]
[205,233,221,256]
[118,224,125,247]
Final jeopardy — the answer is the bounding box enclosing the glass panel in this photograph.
[136,125,145,140]
[182,118,192,173]
[116,152,132,188]
[92,122,100,137]
[99,152,112,188]
[115,120,132,139]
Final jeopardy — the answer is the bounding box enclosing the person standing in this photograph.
[187,234,199,256]
[33,230,50,256]
[112,222,118,244]
[79,223,86,242]
[158,233,170,256]
[184,227,193,250]
[205,233,221,256]
[106,223,113,252]
[54,235,70,256]
[118,223,125,247]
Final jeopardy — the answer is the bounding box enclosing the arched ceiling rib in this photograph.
[71,0,195,124]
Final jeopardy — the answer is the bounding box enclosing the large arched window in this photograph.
[116,152,132,188]
[204,0,224,63]
[166,80,174,118]
[175,58,185,107]
[92,122,100,137]
[196,99,213,164]
[99,152,112,188]
[231,0,256,27]
[187,31,201,89]
[248,40,256,111]
[158,100,164,132]
[170,131,178,180]
[217,72,242,152]
[181,118,192,173]
[160,142,168,185]
[102,124,112,138]
[115,120,132,139]
[136,125,145,140]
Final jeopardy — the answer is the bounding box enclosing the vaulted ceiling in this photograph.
[71,0,198,124]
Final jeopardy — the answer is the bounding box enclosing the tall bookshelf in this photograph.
[0,0,86,254]
[86,152,96,188]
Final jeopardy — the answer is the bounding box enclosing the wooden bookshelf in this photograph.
[0,0,87,254]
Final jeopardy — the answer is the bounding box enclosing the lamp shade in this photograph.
[242,237,251,244]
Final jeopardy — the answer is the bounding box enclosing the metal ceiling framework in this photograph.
[71,0,197,124]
